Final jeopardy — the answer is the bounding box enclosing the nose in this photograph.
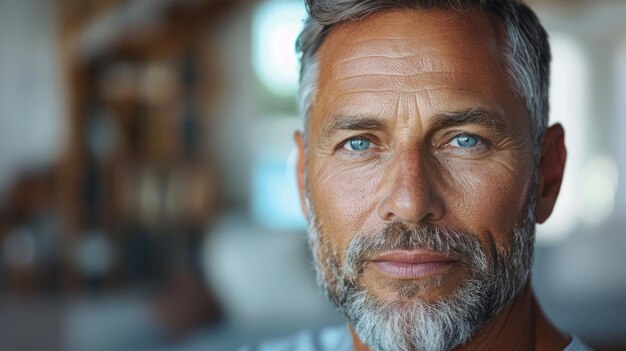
[378,149,444,223]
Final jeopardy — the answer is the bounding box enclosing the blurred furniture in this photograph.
[52,0,237,292]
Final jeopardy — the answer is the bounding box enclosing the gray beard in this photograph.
[304,186,536,351]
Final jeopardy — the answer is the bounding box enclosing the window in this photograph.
[252,0,306,96]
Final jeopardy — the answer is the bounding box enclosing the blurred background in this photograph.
[0,0,624,350]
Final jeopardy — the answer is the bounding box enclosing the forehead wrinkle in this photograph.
[392,94,403,130]
[334,53,475,81]
[412,90,425,136]
[336,53,474,70]
[350,36,432,43]
[339,71,471,80]
[336,87,498,96]
[390,93,423,134]
[338,71,467,95]
[333,90,398,101]
[414,90,434,127]
[330,35,426,61]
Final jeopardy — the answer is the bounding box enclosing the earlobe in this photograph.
[294,131,309,217]
[535,124,567,223]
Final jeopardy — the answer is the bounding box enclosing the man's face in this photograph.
[296,8,548,351]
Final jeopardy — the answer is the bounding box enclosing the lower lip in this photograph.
[372,261,455,279]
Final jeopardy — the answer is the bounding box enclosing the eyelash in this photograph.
[335,132,490,157]
[337,135,376,150]
[445,132,490,149]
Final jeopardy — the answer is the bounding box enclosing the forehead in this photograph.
[310,8,524,132]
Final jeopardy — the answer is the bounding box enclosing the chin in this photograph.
[342,274,492,351]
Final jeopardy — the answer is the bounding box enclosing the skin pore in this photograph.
[295,8,568,351]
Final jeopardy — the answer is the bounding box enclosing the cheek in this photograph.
[444,161,532,245]
[310,163,383,251]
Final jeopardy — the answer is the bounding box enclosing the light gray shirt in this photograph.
[240,325,593,351]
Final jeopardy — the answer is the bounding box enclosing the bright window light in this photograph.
[252,0,306,96]
[250,116,306,230]
[537,33,589,244]
[250,156,306,229]
[579,156,619,226]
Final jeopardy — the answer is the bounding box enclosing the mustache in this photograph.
[344,221,488,278]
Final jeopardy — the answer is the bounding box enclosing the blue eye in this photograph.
[345,137,371,151]
[451,134,479,148]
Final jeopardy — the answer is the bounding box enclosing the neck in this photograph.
[457,282,535,351]
[349,281,570,351]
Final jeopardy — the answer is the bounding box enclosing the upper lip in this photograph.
[371,250,456,264]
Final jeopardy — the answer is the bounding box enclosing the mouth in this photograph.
[370,250,458,279]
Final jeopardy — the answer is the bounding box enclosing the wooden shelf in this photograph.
[47,0,243,292]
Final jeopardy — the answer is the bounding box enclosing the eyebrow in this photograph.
[429,108,512,134]
[318,107,511,145]
[319,113,390,142]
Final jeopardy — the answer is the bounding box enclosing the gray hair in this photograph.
[296,0,551,159]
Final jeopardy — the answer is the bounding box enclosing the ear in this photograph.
[535,124,567,223]
[294,131,308,217]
